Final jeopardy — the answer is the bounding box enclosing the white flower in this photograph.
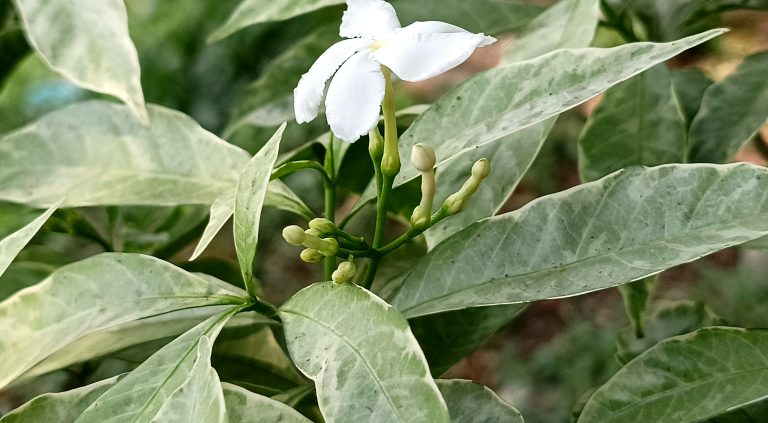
[293,0,496,143]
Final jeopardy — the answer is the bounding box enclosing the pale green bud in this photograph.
[309,218,336,234]
[304,228,323,237]
[441,158,491,216]
[318,238,339,257]
[332,260,356,284]
[411,144,436,172]
[300,248,324,263]
[282,225,306,246]
[368,128,384,159]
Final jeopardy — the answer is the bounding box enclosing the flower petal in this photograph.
[325,51,385,143]
[374,21,497,82]
[340,0,401,39]
[294,38,371,124]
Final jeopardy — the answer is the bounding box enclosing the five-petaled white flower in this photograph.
[293,0,496,143]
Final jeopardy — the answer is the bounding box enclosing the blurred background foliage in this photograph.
[0,0,767,422]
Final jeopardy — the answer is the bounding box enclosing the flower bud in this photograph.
[304,228,323,237]
[282,225,306,246]
[441,158,491,216]
[309,218,336,235]
[472,158,491,180]
[318,238,339,257]
[411,144,436,172]
[300,248,324,263]
[332,260,356,284]
[368,128,384,160]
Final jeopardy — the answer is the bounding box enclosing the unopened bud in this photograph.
[318,238,339,257]
[411,144,436,172]
[304,228,323,237]
[441,158,491,216]
[309,218,336,235]
[282,225,306,246]
[300,248,324,263]
[472,158,491,180]
[369,128,384,159]
[332,261,356,284]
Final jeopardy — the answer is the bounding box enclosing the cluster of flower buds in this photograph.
[409,144,491,228]
[332,260,356,285]
[282,224,339,262]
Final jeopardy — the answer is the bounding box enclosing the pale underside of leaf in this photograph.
[437,379,524,423]
[579,327,768,422]
[222,383,312,423]
[0,253,246,389]
[392,164,768,318]
[0,201,60,278]
[12,0,147,122]
[75,309,239,423]
[279,282,450,423]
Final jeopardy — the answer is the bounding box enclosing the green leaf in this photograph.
[0,201,58,278]
[208,0,342,42]
[689,51,768,163]
[266,180,315,220]
[411,305,527,377]
[671,68,713,127]
[0,253,246,388]
[191,192,236,261]
[279,282,449,422]
[436,379,523,423]
[76,309,237,423]
[0,376,120,423]
[235,123,285,291]
[15,307,238,386]
[615,300,724,365]
[0,101,249,207]
[222,383,312,423]
[12,0,147,122]
[502,0,600,64]
[579,327,768,422]
[150,337,226,423]
[351,29,726,214]
[578,64,687,182]
[391,164,768,318]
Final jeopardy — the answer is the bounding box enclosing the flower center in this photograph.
[369,39,388,51]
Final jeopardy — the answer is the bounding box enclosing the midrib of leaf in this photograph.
[279,308,406,422]
[125,308,237,423]
[603,367,768,421]
[400,208,768,314]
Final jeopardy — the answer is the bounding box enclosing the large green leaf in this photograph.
[0,376,121,423]
[0,202,58,278]
[0,101,248,207]
[12,0,147,122]
[279,282,449,422]
[437,379,523,423]
[76,309,237,423]
[234,123,285,291]
[578,65,687,181]
[688,51,768,164]
[351,29,725,214]
[222,383,312,423]
[502,0,600,64]
[0,253,246,388]
[671,68,713,128]
[391,164,768,318]
[579,328,768,422]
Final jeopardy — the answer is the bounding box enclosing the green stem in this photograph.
[364,68,399,289]
[323,135,337,281]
